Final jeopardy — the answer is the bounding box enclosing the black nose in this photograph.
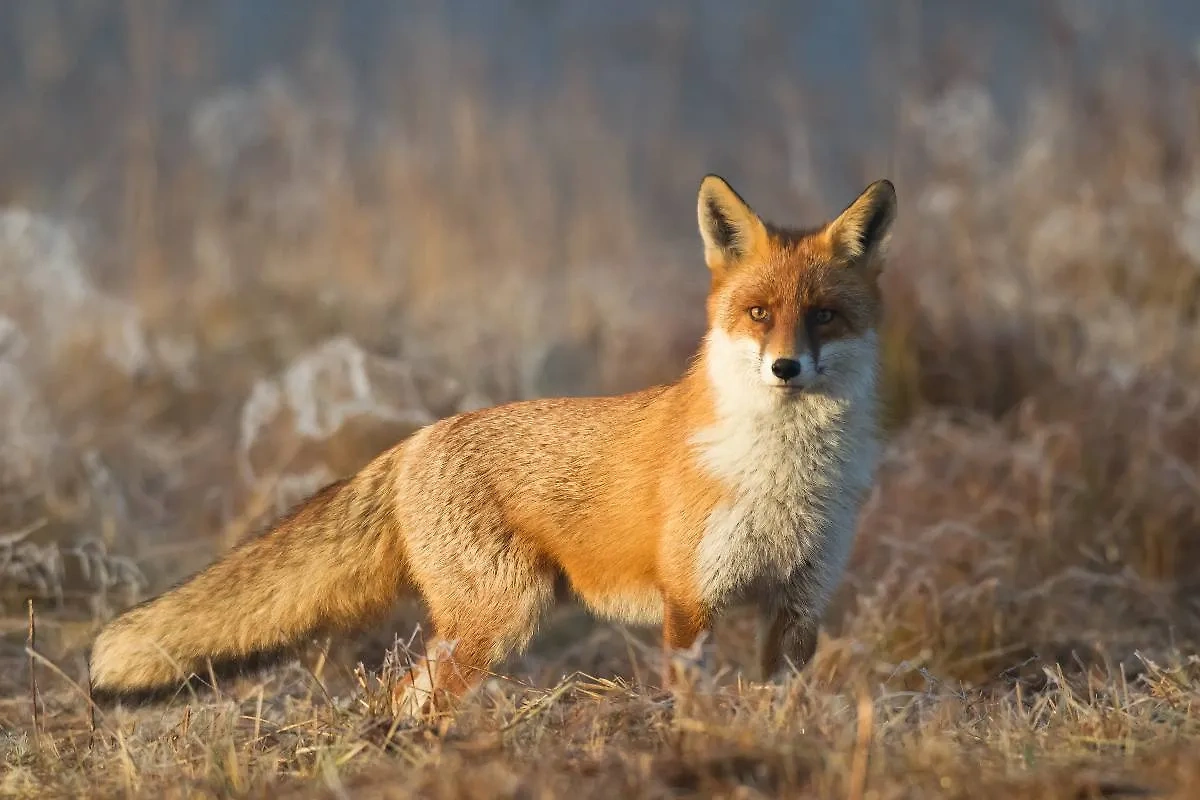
[770,358,802,381]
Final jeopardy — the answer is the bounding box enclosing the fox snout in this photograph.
[770,358,802,381]
[759,351,822,389]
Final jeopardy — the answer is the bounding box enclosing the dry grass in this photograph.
[3,2,1200,797]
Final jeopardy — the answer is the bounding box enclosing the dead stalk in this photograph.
[27,598,39,736]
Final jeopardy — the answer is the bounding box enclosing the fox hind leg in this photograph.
[391,636,493,719]
[391,564,553,720]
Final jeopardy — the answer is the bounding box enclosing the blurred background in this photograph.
[3,0,1200,689]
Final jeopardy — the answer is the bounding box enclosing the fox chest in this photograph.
[690,409,876,609]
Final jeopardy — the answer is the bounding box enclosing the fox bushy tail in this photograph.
[90,464,411,697]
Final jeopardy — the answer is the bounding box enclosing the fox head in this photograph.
[696,175,896,406]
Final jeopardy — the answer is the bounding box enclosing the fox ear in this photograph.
[825,179,897,267]
[697,174,769,273]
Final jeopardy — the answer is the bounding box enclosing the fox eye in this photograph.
[813,308,836,325]
[748,306,769,322]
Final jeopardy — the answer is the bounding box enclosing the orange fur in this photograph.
[89,175,897,716]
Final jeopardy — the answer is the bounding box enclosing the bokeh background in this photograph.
[5,4,1200,792]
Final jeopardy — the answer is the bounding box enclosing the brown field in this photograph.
[3,3,1200,797]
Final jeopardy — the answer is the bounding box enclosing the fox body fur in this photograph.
[89,175,897,715]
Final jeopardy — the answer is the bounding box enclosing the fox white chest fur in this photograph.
[692,329,880,611]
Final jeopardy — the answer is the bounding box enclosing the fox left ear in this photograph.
[697,174,770,274]
[825,179,897,267]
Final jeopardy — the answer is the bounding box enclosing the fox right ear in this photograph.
[824,179,897,268]
[697,174,769,273]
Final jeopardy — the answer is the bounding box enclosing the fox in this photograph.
[88,174,897,716]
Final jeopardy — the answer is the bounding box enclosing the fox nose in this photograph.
[770,358,802,381]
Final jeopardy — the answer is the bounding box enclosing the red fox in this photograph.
[89,175,896,716]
